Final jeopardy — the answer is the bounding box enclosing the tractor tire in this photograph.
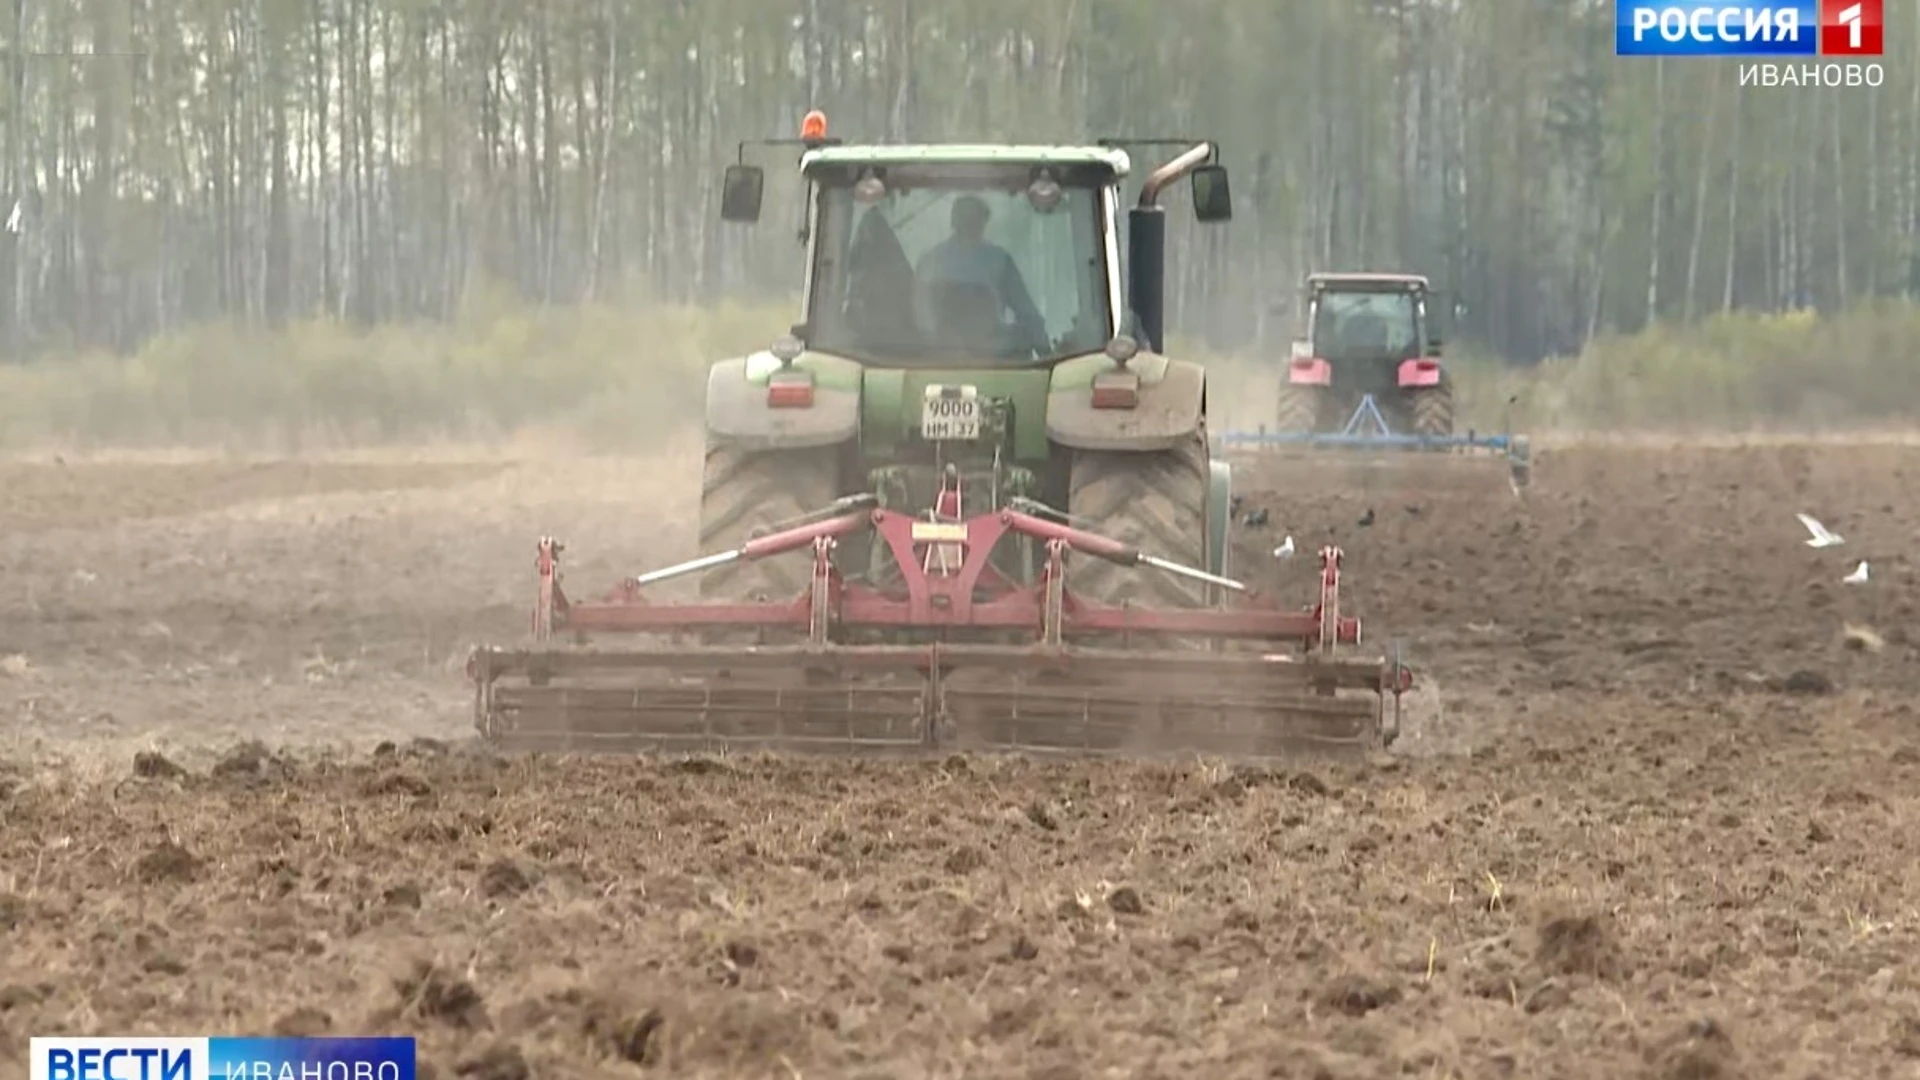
[1408,375,1454,438]
[1275,382,1323,433]
[1050,433,1214,750]
[1065,431,1212,613]
[697,443,842,603]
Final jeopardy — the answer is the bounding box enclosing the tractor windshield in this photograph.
[806,166,1111,365]
[1311,289,1421,361]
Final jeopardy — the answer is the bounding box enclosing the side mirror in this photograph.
[1191,164,1232,223]
[720,164,764,223]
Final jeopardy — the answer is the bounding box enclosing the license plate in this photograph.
[920,385,981,441]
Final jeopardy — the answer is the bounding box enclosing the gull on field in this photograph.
[1843,561,1869,585]
[1796,512,1845,548]
[1273,535,1295,559]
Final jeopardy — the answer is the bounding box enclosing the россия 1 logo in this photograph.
[1615,0,1883,55]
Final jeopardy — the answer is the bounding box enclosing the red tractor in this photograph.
[1277,272,1453,438]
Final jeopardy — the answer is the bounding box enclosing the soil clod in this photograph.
[723,940,759,969]
[453,1044,528,1080]
[395,960,489,1030]
[587,1004,665,1065]
[1779,670,1835,696]
[1647,1017,1740,1080]
[1535,913,1624,979]
[1024,801,1058,830]
[1317,972,1400,1016]
[271,1007,333,1036]
[1289,772,1333,797]
[131,752,186,780]
[944,845,987,874]
[0,894,28,930]
[364,771,433,797]
[134,841,201,884]
[478,859,533,899]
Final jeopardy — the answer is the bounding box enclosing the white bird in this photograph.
[1796,512,1845,548]
[1272,535,1295,559]
[4,200,19,234]
[1843,561,1869,585]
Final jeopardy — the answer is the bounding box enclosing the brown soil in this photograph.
[4,440,1920,1078]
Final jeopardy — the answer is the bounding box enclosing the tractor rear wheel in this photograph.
[698,443,843,603]
[1408,374,1454,438]
[694,442,869,733]
[1065,431,1212,612]
[1275,382,1323,433]
[1048,432,1214,749]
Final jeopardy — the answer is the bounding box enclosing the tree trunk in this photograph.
[1682,69,1718,324]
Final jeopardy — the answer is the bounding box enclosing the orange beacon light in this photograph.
[800,110,828,144]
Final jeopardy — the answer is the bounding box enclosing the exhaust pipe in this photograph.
[1128,141,1215,355]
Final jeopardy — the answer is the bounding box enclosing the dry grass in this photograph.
[1206,301,1920,440]
[0,295,1916,455]
[0,291,785,455]
[1481,301,1920,435]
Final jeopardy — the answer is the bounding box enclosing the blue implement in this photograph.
[1218,394,1533,491]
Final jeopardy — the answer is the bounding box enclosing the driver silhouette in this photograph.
[914,195,1047,351]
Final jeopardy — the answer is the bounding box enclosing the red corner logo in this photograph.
[1821,0,1884,55]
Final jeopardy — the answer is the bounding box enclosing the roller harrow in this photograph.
[467,484,1413,758]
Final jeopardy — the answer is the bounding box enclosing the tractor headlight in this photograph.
[1104,335,1140,364]
[853,172,887,204]
[1027,172,1063,213]
[771,334,805,364]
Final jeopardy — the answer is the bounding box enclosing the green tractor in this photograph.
[463,117,1413,756]
[700,126,1236,616]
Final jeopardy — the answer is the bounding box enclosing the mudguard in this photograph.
[1288,357,1332,386]
[1397,358,1443,388]
[704,351,863,451]
[1207,457,1232,581]
[1045,350,1206,452]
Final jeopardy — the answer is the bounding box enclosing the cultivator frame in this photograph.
[467,490,1412,758]
[1218,393,1534,493]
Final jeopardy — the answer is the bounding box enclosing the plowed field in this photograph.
[4,439,1919,1079]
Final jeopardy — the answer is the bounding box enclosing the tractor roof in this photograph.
[800,144,1131,176]
[1307,271,1431,290]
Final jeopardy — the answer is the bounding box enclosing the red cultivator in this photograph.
[466,494,1412,758]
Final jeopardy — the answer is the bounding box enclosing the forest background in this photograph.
[0,0,1912,450]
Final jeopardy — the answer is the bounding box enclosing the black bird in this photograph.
[1242,507,1270,528]
[1357,507,1375,528]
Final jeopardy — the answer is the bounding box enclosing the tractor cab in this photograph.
[1291,273,1441,388]
[799,147,1126,365]
[718,117,1232,367]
